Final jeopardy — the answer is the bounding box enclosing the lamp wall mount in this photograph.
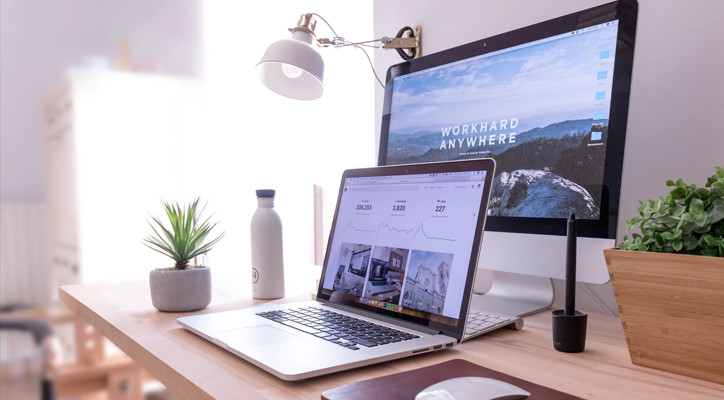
[381,26,422,59]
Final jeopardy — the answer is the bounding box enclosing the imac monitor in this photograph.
[377,1,638,314]
[369,259,389,282]
[348,251,369,277]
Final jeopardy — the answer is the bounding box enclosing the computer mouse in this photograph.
[415,377,531,400]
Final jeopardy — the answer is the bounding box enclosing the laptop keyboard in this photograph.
[369,281,390,286]
[256,306,419,350]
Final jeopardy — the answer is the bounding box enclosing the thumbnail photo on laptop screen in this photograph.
[386,21,619,220]
[321,171,486,326]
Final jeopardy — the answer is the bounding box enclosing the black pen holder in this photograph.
[552,310,587,353]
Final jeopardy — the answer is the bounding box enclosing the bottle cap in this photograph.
[256,189,276,198]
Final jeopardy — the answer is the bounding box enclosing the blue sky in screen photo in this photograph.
[389,24,618,135]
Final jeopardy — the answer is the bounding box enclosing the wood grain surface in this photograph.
[59,266,724,400]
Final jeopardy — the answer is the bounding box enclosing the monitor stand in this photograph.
[470,269,553,317]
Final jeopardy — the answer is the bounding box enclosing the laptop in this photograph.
[178,159,496,381]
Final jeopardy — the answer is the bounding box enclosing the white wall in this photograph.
[0,0,201,201]
[373,0,724,315]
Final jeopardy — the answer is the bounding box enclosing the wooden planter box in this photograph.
[604,248,724,385]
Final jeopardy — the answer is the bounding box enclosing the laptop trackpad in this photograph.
[215,325,302,348]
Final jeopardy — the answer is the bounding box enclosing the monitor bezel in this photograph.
[377,0,638,239]
[316,158,496,340]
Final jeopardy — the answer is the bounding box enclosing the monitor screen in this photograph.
[384,21,619,221]
[320,170,488,327]
[368,258,388,281]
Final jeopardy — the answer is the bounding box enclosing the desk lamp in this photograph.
[256,13,422,100]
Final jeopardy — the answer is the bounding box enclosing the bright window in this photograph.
[200,1,375,279]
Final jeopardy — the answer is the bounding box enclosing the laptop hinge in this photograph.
[320,300,444,336]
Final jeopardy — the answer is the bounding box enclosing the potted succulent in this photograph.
[603,165,724,384]
[143,198,225,312]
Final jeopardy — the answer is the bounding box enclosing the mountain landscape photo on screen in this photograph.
[386,23,619,220]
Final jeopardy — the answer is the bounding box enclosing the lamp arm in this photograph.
[308,13,421,58]
[322,38,384,48]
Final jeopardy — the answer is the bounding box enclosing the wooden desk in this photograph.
[59,269,724,400]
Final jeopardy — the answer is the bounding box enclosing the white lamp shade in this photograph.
[255,33,325,101]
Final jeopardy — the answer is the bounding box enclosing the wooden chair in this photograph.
[0,303,144,400]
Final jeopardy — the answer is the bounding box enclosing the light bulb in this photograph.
[281,63,303,79]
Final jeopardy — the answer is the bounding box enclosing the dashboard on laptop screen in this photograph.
[319,170,487,328]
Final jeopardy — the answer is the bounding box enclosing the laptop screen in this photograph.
[319,164,491,334]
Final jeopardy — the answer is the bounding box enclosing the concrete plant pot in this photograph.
[150,267,211,312]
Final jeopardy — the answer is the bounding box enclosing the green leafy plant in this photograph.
[142,198,226,270]
[619,166,724,257]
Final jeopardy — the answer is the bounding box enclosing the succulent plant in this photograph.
[619,165,724,257]
[143,198,225,269]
